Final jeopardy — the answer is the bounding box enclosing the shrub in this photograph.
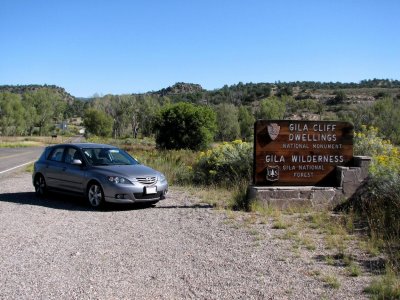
[133,149,197,185]
[354,125,396,156]
[193,140,253,186]
[334,90,347,103]
[353,125,400,271]
[363,173,400,232]
[154,102,216,150]
[360,166,399,271]
[355,125,400,175]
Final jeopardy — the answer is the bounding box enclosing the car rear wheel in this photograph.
[87,183,104,208]
[34,174,47,197]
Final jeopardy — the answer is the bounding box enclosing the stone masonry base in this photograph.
[247,156,372,210]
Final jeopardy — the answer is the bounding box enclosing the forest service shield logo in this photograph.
[267,123,280,140]
[266,166,279,181]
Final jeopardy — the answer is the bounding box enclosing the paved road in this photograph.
[0,147,44,176]
[0,136,85,176]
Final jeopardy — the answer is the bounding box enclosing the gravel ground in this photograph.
[0,172,379,299]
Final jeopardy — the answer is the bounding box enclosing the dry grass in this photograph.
[322,274,341,289]
[364,269,400,298]
[0,135,67,147]
[183,185,236,209]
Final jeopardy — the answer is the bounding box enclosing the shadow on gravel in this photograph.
[313,254,386,275]
[155,204,213,209]
[0,192,156,212]
[0,192,90,211]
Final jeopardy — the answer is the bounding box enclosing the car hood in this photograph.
[91,164,160,180]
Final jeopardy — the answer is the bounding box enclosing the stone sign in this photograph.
[254,120,354,186]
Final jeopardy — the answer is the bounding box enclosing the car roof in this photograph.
[49,143,118,150]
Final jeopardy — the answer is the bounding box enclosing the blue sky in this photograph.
[1,0,399,97]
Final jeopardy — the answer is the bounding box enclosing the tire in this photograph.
[87,182,105,208]
[34,174,47,197]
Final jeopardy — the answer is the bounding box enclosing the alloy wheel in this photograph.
[35,175,46,196]
[88,184,104,208]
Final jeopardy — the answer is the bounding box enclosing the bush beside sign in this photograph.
[254,120,354,186]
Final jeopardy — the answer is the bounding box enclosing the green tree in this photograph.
[258,97,286,120]
[238,106,255,141]
[137,95,161,137]
[154,102,216,150]
[109,95,131,138]
[64,99,86,118]
[88,94,161,138]
[0,92,26,135]
[23,103,38,136]
[124,95,140,138]
[215,103,240,141]
[83,108,113,137]
[22,88,66,135]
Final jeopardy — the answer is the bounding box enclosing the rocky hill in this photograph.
[0,84,76,104]
[157,82,204,96]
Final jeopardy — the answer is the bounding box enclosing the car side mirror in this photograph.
[72,159,83,165]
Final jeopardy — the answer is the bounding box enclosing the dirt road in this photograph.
[0,172,375,299]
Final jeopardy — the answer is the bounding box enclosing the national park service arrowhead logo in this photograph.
[267,123,280,140]
[266,165,279,181]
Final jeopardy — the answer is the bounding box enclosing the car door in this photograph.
[61,146,86,193]
[45,146,66,189]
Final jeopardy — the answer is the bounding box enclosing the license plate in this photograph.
[145,186,157,194]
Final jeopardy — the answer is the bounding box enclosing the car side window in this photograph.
[48,147,65,162]
[83,149,95,164]
[65,147,75,164]
[64,147,83,164]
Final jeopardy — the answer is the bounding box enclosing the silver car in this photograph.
[32,143,168,208]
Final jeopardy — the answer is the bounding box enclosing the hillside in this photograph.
[0,84,76,104]
[151,80,400,107]
[3,80,399,106]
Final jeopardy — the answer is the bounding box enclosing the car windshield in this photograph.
[82,148,139,166]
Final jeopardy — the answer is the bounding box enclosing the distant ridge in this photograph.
[0,84,76,104]
[1,79,400,100]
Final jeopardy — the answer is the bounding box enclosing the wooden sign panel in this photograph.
[254,120,353,186]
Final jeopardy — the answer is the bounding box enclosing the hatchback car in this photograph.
[32,143,168,208]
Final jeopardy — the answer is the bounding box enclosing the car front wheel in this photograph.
[34,174,47,197]
[87,183,104,208]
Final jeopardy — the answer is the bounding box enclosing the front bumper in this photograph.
[102,180,168,204]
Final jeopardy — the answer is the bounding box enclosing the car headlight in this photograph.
[107,176,133,184]
[159,173,167,182]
